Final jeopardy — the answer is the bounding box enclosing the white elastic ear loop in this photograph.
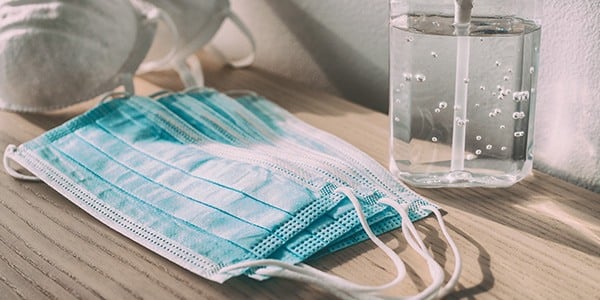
[208,12,256,68]
[98,91,131,105]
[379,199,445,300]
[3,145,40,181]
[220,188,462,300]
[141,7,205,88]
[422,205,462,298]
[220,187,410,296]
[380,199,462,299]
[127,5,181,93]
[177,11,256,88]
[173,55,205,88]
[226,12,256,67]
[223,89,259,98]
[137,8,181,73]
[120,73,135,95]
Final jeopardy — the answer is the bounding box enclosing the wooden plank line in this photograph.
[16,179,223,297]
[12,183,191,300]
[0,273,26,300]
[0,195,143,300]
[0,213,104,300]
[427,186,599,257]
[0,242,59,300]
[0,226,86,300]
[0,227,84,300]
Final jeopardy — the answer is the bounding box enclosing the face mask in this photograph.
[154,91,402,266]
[4,94,349,281]
[214,91,431,259]
[137,0,255,88]
[0,0,169,112]
[4,90,461,299]
[184,91,461,299]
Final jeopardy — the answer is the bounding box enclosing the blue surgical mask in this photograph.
[153,91,398,265]
[200,90,433,258]
[4,90,461,299]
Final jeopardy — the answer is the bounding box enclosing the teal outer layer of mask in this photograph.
[3,90,448,293]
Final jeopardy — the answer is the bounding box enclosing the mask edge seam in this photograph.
[10,146,230,281]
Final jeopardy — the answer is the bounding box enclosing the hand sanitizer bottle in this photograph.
[389,0,543,187]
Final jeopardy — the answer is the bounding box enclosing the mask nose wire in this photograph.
[3,145,40,181]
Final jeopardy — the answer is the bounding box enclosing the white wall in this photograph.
[218,0,600,192]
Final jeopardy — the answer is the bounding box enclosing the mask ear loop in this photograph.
[173,55,205,88]
[3,145,40,181]
[220,188,461,300]
[421,205,462,298]
[145,6,204,88]
[207,12,256,68]
[379,199,462,299]
[224,12,256,68]
[333,189,451,300]
[178,10,257,88]
[223,89,259,98]
[221,186,409,296]
[168,11,256,88]
[136,7,181,75]
[97,91,132,105]
[378,199,445,300]
[120,4,181,94]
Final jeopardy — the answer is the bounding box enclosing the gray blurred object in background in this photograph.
[0,0,159,112]
[138,0,255,88]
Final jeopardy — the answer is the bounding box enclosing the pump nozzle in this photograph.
[454,0,474,25]
[449,0,473,174]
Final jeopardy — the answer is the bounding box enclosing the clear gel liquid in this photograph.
[390,15,541,187]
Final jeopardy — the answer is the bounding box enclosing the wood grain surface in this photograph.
[0,55,598,300]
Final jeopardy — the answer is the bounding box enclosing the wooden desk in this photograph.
[1,57,598,299]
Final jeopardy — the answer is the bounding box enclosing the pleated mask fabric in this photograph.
[178,89,433,261]
[152,90,420,273]
[4,90,461,299]
[4,95,347,282]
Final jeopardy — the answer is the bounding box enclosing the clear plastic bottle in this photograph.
[389,0,543,187]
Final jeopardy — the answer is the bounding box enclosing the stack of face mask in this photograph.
[4,89,461,299]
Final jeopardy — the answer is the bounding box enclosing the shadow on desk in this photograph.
[416,179,600,258]
[2,57,597,299]
[140,60,376,118]
[309,218,494,300]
